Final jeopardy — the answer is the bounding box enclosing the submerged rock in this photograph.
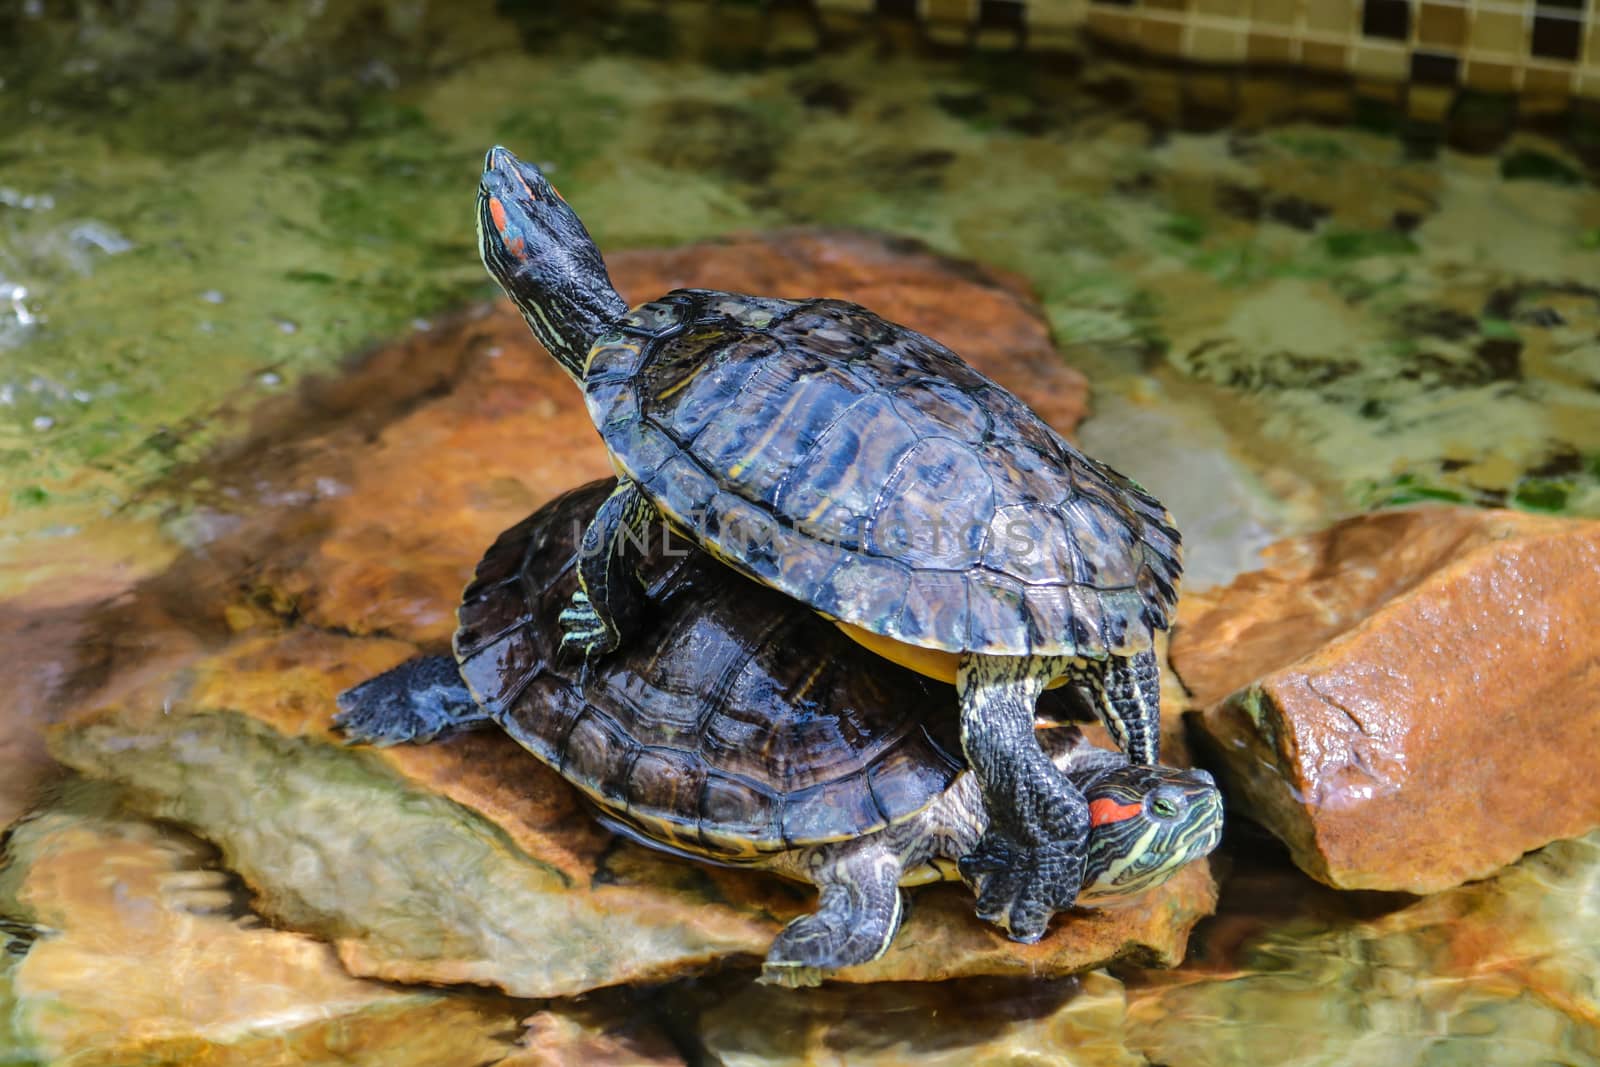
[506,1003,687,1067]
[1126,829,1600,1066]
[699,971,1142,1067]
[1173,506,1600,892]
[0,782,524,1067]
[43,232,1211,998]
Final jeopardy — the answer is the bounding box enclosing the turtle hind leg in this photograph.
[334,655,489,747]
[759,846,905,988]
[1072,649,1162,765]
[561,478,657,662]
[955,652,1089,943]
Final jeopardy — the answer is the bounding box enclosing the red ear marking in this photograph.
[489,197,509,233]
[1089,798,1141,827]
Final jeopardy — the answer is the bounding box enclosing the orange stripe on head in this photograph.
[513,168,539,200]
[1089,798,1142,827]
[489,197,509,234]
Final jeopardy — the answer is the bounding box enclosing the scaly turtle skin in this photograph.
[476,146,1183,940]
[334,480,1223,985]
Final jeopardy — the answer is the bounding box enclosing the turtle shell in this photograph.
[583,289,1182,660]
[452,479,967,861]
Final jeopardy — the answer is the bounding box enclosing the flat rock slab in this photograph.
[1173,506,1600,892]
[44,231,1211,998]
[53,618,1215,998]
[0,782,524,1067]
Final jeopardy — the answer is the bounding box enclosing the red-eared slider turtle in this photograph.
[334,480,1222,985]
[476,146,1183,940]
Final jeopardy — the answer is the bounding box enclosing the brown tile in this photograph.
[1248,29,1300,59]
[1025,1,1082,30]
[1250,0,1302,29]
[1418,0,1469,47]
[1523,63,1575,95]
[1468,9,1528,58]
[1406,82,1456,120]
[1194,0,1245,16]
[1463,58,1521,91]
[923,0,974,21]
[1140,11,1189,50]
[1353,41,1411,76]
[1190,24,1251,57]
[1146,0,1190,12]
[1086,7,1139,39]
[1303,38,1352,69]
[1304,0,1355,34]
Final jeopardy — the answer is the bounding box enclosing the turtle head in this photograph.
[478,146,627,379]
[1075,762,1223,904]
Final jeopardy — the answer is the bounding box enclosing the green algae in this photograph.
[4,0,1600,582]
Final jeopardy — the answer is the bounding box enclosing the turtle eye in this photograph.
[1149,793,1182,819]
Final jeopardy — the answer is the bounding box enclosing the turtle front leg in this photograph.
[1069,649,1162,765]
[334,655,491,746]
[760,844,906,988]
[561,478,657,662]
[955,652,1087,943]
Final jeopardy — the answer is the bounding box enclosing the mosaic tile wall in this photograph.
[736,0,1600,106]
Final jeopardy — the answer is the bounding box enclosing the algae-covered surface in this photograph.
[5,0,1599,601]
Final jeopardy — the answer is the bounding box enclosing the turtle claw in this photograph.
[960,834,1086,944]
[557,589,621,662]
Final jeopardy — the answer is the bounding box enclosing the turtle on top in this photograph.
[475,145,1185,943]
[334,481,1223,985]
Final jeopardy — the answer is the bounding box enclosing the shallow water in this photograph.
[2,1,1599,1064]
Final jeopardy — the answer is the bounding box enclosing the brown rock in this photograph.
[44,232,1205,998]
[54,627,1215,998]
[699,970,1143,1067]
[506,1005,686,1067]
[0,782,523,1067]
[1173,506,1600,892]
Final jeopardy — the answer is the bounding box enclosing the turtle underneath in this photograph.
[476,146,1184,939]
[335,480,1223,985]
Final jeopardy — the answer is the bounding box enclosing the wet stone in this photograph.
[699,970,1144,1067]
[1127,830,1600,1066]
[41,232,1207,999]
[0,781,523,1067]
[1174,506,1600,893]
[504,1003,686,1067]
